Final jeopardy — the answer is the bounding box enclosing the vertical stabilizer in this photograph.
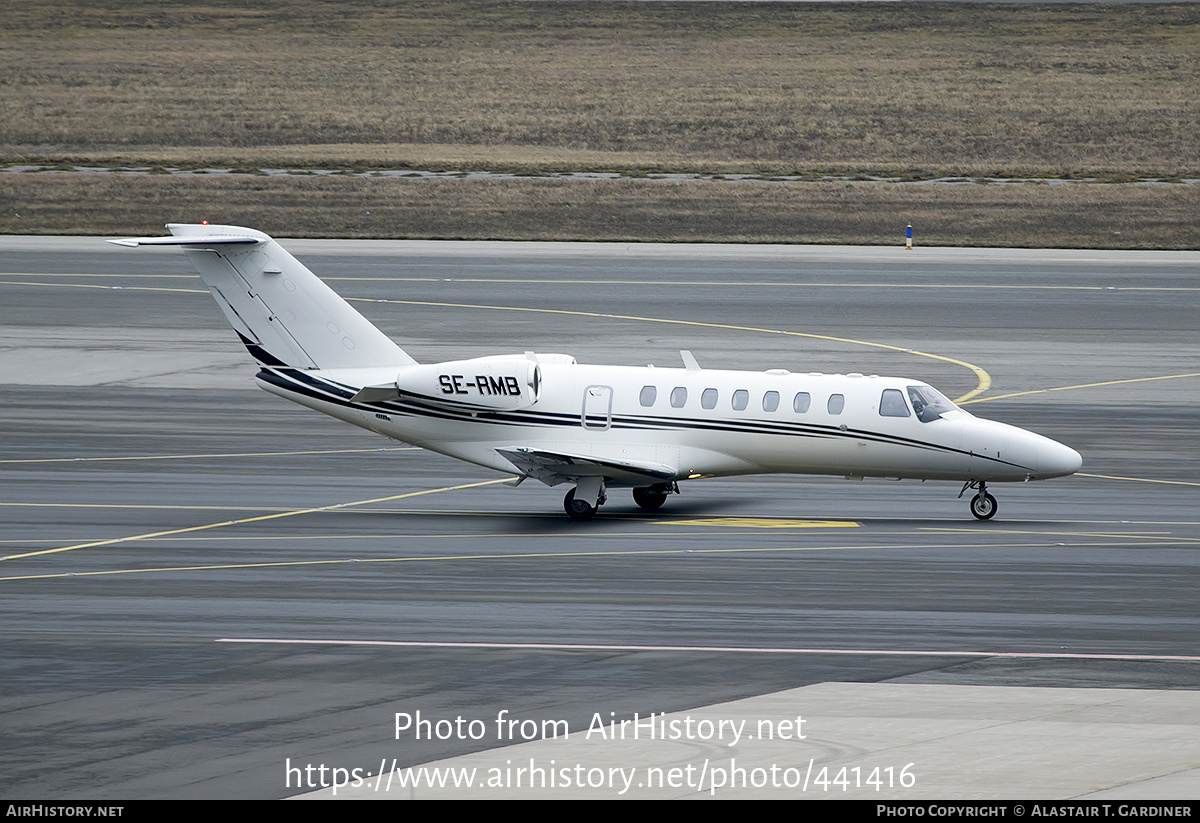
[116,224,415,370]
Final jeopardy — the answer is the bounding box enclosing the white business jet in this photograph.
[111,224,1082,520]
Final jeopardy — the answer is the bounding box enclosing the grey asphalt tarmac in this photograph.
[1,238,1197,799]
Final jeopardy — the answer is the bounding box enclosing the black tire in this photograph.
[970,492,998,520]
[632,486,669,510]
[564,488,596,520]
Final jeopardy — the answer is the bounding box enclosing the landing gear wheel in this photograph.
[564,488,596,520]
[632,486,669,511]
[970,492,998,520]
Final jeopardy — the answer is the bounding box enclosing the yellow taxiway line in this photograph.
[0,478,513,563]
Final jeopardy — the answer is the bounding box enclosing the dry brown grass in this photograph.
[3,1,1198,246]
[3,1,1199,178]
[4,172,1197,249]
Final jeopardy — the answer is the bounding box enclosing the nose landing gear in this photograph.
[960,480,998,520]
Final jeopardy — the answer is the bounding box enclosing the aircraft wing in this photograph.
[496,447,677,486]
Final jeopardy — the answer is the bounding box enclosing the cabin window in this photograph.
[670,386,688,408]
[762,391,779,412]
[701,388,718,409]
[639,385,657,407]
[879,388,911,418]
[827,393,845,414]
[793,392,811,413]
[732,389,748,411]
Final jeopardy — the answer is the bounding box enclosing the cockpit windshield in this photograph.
[907,385,959,423]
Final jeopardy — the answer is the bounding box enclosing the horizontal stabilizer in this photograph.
[108,235,261,247]
[497,447,677,486]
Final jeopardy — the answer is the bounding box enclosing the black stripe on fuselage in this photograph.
[236,332,291,368]
[255,367,1033,472]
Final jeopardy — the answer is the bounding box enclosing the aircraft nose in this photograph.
[1037,439,1083,477]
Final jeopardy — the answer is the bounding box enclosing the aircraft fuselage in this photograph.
[110,224,1082,521]
[255,360,1081,487]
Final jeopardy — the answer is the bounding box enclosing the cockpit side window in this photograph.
[879,388,911,418]
[907,384,956,423]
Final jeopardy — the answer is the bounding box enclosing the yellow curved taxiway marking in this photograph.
[356,298,992,403]
[962,373,1200,404]
[16,277,1200,409]
[3,279,992,399]
[0,478,513,563]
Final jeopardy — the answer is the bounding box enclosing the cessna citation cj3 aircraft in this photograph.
[111,224,1082,521]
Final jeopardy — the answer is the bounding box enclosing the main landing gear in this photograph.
[632,482,678,511]
[959,480,998,521]
[564,480,680,519]
[564,477,606,520]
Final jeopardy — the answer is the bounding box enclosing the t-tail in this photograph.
[110,224,414,370]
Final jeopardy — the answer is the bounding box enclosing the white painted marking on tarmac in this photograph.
[660,517,858,529]
[1078,473,1200,488]
[0,446,418,465]
[216,638,1200,662]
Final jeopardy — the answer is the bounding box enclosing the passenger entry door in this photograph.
[581,385,613,431]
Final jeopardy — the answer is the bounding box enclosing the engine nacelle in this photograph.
[395,355,543,411]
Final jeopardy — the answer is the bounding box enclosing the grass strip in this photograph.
[4,172,1197,248]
